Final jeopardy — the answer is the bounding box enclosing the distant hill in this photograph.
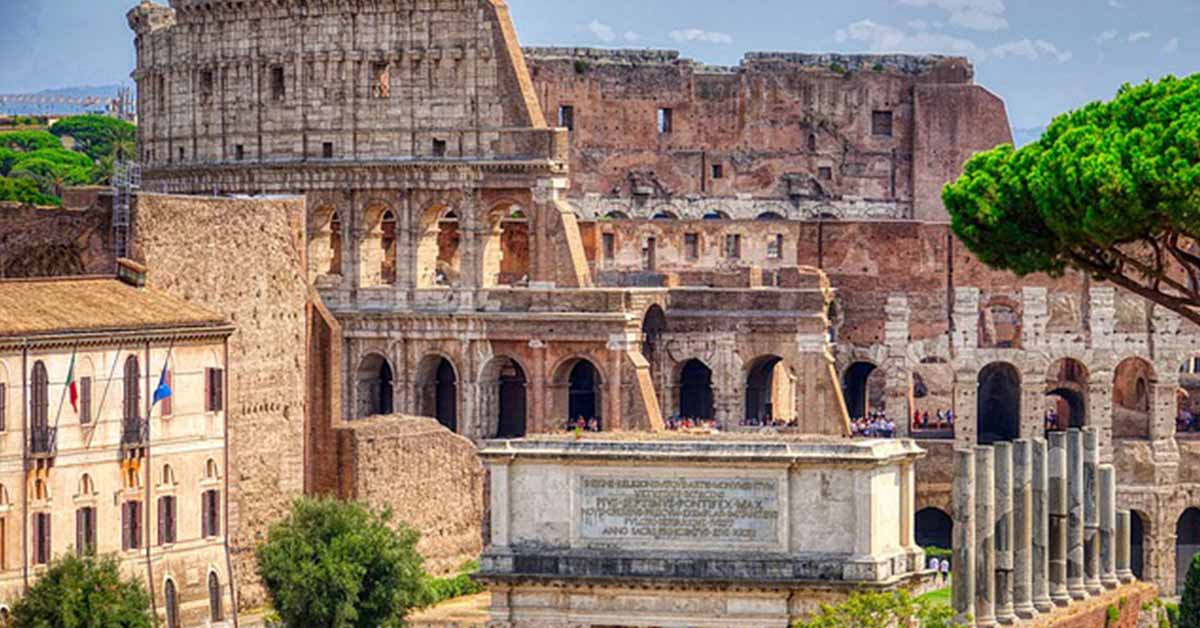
[0,84,127,116]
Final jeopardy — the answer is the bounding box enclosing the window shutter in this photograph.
[41,514,50,564]
[157,497,164,545]
[211,491,220,535]
[214,370,224,412]
[202,493,211,537]
[121,503,129,550]
[0,382,6,431]
[76,509,83,555]
[204,368,212,412]
[162,371,172,416]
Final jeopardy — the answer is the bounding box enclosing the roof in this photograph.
[0,277,228,338]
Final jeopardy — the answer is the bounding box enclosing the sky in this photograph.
[1,0,1197,129]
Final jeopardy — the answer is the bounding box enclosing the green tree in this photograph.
[943,74,1200,325]
[9,553,152,628]
[0,176,62,205]
[0,130,61,152]
[792,590,964,628]
[256,497,430,628]
[9,157,90,198]
[50,115,137,163]
[1182,553,1200,628]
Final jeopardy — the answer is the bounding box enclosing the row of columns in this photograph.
[953,427,1133,627]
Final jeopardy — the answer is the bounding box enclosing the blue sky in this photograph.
[1,0,1197,129]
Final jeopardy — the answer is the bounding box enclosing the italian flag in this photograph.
[65,350,78,414]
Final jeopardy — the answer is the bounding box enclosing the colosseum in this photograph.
[124,0,1200,607]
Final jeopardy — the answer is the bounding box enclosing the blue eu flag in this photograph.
[152,360,172,406]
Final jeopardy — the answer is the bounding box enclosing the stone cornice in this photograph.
[479,437,926,466]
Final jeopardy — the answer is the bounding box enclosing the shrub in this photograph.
[1182,552,1200,628]
[792,590,965,628]
[10,553,152,627]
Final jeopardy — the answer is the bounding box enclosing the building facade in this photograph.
[0,276,233,627]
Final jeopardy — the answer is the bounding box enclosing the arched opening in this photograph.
[568,360,601,427]
[1178,355,1200,435]
[915,507,953,549]
[329,211,343,275]
[641,305,667,372]
[651,211,678,221]
[678,360,714,420]
[745,355,794,425]
[841,362,878,420]
[912,357,954,433]
[602,211,630,221]
[380,210,397,285]
[208,572,223,621]
[307,207,342,279]
[756,211,785,221]
[416,356,458,432]
[354,353,394,418]
[164,579,180,628]
[1177,507,1200,594]
[358,205,396,287]
[416,207,461,288]
[483,205,531,287]
[978,362,1020,444]
[1131,510,1146,580]
[1113,357,1154,439]
[980,300,1021,348]
[702,210,729,220]
[482,357,527,439]
[1045,358,1088,431]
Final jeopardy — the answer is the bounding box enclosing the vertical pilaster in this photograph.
[1012,439,1036,618]
[1066,428,1087,600]
[1031,438,1052,613]
[1048,431,1070,607]
[953,448,977,626]
[1083,427,1102,596]
[975,446,997,628]
[1099,465,1118,589]
[1116,510,1134,583]
[994,442,1016,624]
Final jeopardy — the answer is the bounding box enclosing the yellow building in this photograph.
[0,275,233,627]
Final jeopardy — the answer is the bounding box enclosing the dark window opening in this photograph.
[177,147,184,162]
[234,144,244,161]
[767,234,783,259]
[872,110,894,137]
[76,506,97,556]
[808,133,817,151]
[433,139,447,158]
[201,490,221,537]
[199,70,214,103]
[322,142,334,159]
[724,234,742,259]
[205,368,224,413]
[0,382,6,431]
[559,105,575,131]
[122,501,142,550]
[819,166,833,180]
[711,164,723,179]
[643,237,656,271]
[684,233,699,260]
[165,580,180,628]
[657,108,673,134]
[270,66,286,101]
[33,512,50,565]
[158,496,177,545]
[209,572,223,621]
[601,233,615,259]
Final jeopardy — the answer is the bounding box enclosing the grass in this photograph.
[918,586,952,608]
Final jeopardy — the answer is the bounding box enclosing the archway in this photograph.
[745,355,794,424]
[307,207,341,279]
[417,356,458,432]
[563,359,601,427]
[1178,507,1200,594]
[756,211,785,221]
[641,305,667,373]
[355,353,394,418]
[978,362,1020,444]
[678,360,714,419]
[1131,510,1146,580]
[913,357,954,432]
[702,210,729,220]
[602,211,630,221]
[1045,358,1088,430]
[915,507,953,549]
[842,362,878,420]
[358,204,396,287]
[651,211,678,221]
[481,357,527,438]
[482,205,530,287]
[416,206,461,288]
[1113,357,1154,439]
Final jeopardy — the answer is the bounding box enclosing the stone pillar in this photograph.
[1100,465,1119,589]
[1048,431,1070,607]
[976,446,997,628]
[1031,438,1052,613]
[994,442,1016,624]
[1083,427,1102,596]
[953,448,977,625]
[1116,510,1134,583]
[1012,439,1037,618]
[1066,428,1087,600]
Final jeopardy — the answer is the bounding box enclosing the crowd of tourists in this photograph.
[739,416,798,428]
[665,415,721,431]
[927,557,951,584]
[912,408,955,431]
[852,411,897,437]
[566,416,603,432]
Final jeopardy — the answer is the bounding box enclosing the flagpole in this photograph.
[87,341,125,450]
[50,343,77,433]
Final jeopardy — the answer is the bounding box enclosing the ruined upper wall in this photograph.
[524,47,1011,221]
[128,0,553,170]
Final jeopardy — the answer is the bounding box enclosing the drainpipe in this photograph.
[222,336,239,627]
[144,338,157,621]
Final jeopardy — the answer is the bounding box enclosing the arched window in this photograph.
[209,572,223,621]
[164,579,180,628]
[328,211,343,275]
[841,362,879,420]
[205,459,219,480]
[567,361,601,426]
[380,210,397,285]
[756,212,784,221]
[355,354,394,419]
[30,361,48,430]
[161,464,175,486]
[79,474,94,496]
[33,479,48,501]
[678,360,714,419]
[745,355,794,424]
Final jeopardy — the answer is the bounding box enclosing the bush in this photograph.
[10,553,152,627]
[50,114,137,162]
[256,497,429,628]
[1182,552,1200,628]
[421,560,485,607]
[0,176,60,205]
[0,130,61,152]
[792,590,965,628]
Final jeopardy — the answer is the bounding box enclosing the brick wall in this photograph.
[0,204,113,278]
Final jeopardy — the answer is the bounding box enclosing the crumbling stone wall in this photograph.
[0,204,113,278]
[335,415,485,576]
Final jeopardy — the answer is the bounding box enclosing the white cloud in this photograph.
[835,19,983,58]
[1108,0,1124,7]
[1127,31,1151,43]
[896,0,1008,32]
[585,19,616,43]
[991,38,1072,63]
[1163,37,1180,53]
[1095,29,1119,45]
[669,28,734,44]
[624,31,640,42]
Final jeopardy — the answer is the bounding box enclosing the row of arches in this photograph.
[602,210,788,222]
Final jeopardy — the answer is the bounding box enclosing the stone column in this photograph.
[994,442,1016,624]
[1048,431,1070,607]
[953,448,977,625]
[1012,439,1037,618]
[1116,510,1134,583]
[1083,427,1102,596]
[976,446,997,628]
[1066,428,1087,600]
[1032,438,1053,613]
[1099,465,1119,589]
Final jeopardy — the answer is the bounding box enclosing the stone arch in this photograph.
[841,361,884,420]
[702,210,730,220]
[641,305,667,373]
[307,206,341,279]
[359,203,397,287]
[1113,357,1155,439]
[552,357,604,429]
[1131,509,1148,580]
[416,354,458,432]
[913,357,954,429]
[480,355,527,438]
[745,355,794,424]
[651,210,678,220]
[354,353,394,418]
[916,507,953,549]
[1045,358,1088,430]
[756,211,785,221]
[602,210,630,221]
[416,205,460,288]
[678,359,715,420]
[1176,507,1200,594]
[978,361,1021,444]
[980,297,1022,348]
[481,203,530,288]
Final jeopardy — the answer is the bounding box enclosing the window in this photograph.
[78,377,91,424]
[767,234,784,259]
[684,233,700,261]
[33,479,48,501]
[657,108,673,134]
[122,501,142,550]
[724,234,742,259]
[206,458,219,480]
[76,506,96,556]
[0,382,6,431]
[808,133,817,151]
[643,237,656,271]
[123,356,140,430]
[156,75,166,111]
[558,105,574,131]
[199,69,214,103]
[177,147,185,162]
[371,62,390,98]
[158,496,177,545]
[160,370,172,417]
[270,65,286,101]
[79,474,94,496]
[234,144,245,161]
[432,139,447,158]
[209,572,223,621]
[0,518,6,570]
[322,142,334,159]
[601,233,615,259]
[205,368,224,413]
[165,579,180,628]
[872,110,894,137]
[818,166,833,181]
[329,212,343,275]
[711,164,723,179]
[32,513,50,565]
[30,361,48,431]
[201,490,221,537]
[162,464,175,486]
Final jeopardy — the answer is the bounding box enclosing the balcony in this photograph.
[121,419,149,447]
[29,426,57,457]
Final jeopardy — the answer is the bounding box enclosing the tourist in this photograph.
[921,410,930,429]
[940,558,950,584]
[929,556,940,575]
[884,417,895,437]
[936,409,945,428]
